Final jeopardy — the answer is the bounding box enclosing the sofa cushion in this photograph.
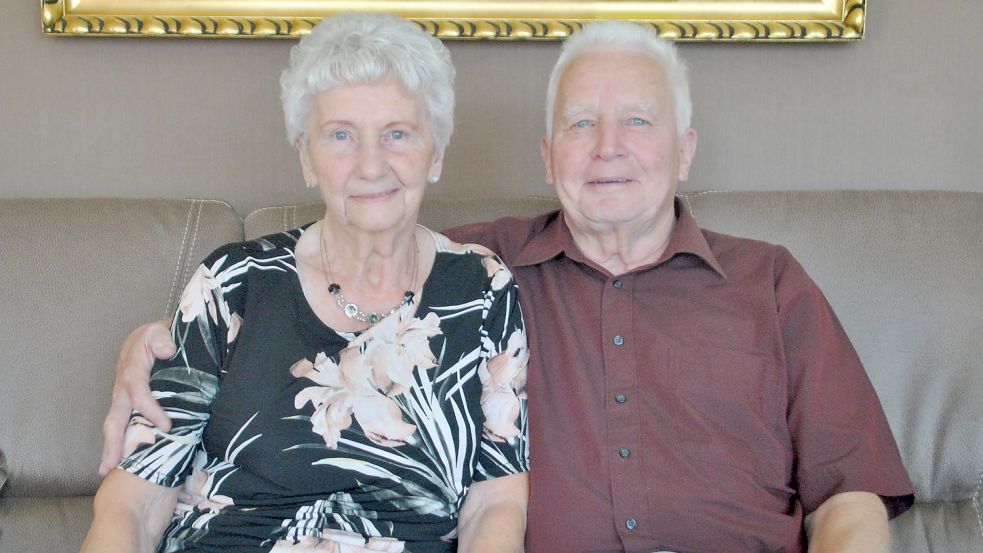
[0,496,93,553]
[0,199,242,499]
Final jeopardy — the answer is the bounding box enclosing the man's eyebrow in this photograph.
[620,102,653,114]
[559,105,592,123]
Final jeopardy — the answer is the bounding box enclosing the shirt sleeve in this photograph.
[118,249,239,487]
[473,253,531,481]
[775,247,914,517]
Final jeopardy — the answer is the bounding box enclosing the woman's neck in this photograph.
[317,219,420,292]
[295,219,431,332]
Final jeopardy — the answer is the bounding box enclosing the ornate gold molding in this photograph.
[41,0,865,41]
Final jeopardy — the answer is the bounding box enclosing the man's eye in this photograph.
[332,130,350,140]
[573,120,592,129]
[628,117,649,126]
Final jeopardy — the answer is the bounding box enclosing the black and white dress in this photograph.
[120,226,530,553]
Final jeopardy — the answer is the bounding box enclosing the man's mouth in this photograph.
[587,178,631,185]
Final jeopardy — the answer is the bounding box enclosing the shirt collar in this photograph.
[513,197,727,278]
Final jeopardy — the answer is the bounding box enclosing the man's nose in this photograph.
[355,141,387,180]
[593,121,625,160]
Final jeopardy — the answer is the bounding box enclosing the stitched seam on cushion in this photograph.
[974,468,983,538]
[680,190,730,227]
[182,200,205,291]
[679,194,694,221]
[165,201,196,318]
[243,205,281,218]
[684,189,728,197]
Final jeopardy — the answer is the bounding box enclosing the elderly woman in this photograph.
[81,14,528,553]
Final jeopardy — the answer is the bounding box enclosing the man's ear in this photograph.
[540,136,554,186]
[677,128,698,182]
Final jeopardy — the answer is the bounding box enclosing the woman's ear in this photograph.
[428,149,445,183]
[297,135,318,188]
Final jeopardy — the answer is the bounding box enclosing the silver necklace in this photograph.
[318,225,417,326]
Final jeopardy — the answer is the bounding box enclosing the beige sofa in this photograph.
[1,191,980,553]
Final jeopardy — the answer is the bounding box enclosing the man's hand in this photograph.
[98,320,176,477]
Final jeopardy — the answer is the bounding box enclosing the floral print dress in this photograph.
[119,226,529,553]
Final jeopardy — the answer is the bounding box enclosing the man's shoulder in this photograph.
[444,210,560,265]
[698,226,801,278]
[700,227,785,255]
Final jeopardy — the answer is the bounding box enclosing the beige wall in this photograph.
[2,1,981,215]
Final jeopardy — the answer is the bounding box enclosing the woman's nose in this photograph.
[355,141,387,180]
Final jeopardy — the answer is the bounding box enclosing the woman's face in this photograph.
[300,80,442,234]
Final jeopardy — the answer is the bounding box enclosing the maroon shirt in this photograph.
[445,200,913,553]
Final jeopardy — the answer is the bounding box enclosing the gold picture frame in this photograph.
[41,0,865,41]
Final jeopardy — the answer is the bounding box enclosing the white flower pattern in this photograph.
[479,329,529,442]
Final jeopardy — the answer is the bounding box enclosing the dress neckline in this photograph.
[290,224,441,339]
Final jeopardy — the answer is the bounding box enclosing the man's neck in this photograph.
[566,210,677,276]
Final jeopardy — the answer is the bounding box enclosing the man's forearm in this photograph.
[82,470,177,553]
[82,511,153,553]
[805,491,889,553]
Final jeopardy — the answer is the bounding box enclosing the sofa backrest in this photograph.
[1,191,980,553]
[242,196,564,241]
[0,198,242,552]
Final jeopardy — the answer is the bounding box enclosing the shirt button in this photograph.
[613,279,623,289]
[626,518,637,530]
[613,335,624,346]
[614,393,627,404]
[619,447,631,458]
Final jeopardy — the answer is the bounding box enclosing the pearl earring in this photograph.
[429,175,439,184]
[305,181,314,189]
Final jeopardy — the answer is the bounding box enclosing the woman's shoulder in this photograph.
[423,227,514,292]
[200,227,305,275]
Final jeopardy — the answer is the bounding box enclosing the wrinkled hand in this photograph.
[98,320,175,477]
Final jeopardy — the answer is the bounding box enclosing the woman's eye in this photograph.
[332,130,350,141]
[388,130,405,140]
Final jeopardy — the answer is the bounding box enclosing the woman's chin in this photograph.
[340,210,417,235]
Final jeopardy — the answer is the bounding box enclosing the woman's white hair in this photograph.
[544,21,692,140]
[280,13,455,153]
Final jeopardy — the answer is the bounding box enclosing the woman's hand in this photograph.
[457,472,528,553]
[81,469,178,553]
[99,320,176,476]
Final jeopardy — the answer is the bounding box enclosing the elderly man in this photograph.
[101,21,913,553]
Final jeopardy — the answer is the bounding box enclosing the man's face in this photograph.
[541,50,697,231]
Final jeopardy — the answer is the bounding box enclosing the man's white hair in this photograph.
[280,13,455,153]
[544,21,692,141]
